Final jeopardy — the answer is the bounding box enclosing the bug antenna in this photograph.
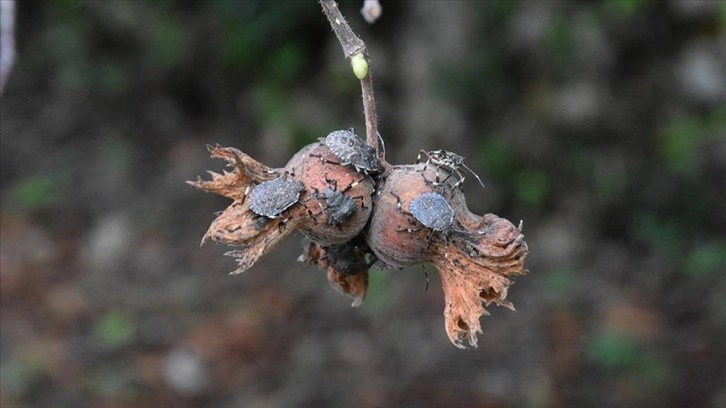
[461,162,486,189]
[377,131,386,161]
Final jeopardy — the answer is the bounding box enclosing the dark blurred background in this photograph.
[1,1,725,407]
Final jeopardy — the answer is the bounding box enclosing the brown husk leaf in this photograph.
[433,215,528,348]
[186,145,301,274]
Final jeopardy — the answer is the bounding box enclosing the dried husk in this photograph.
[368,164,528,348]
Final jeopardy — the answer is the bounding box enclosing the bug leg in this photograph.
[418,150,435,174]
[439,170,452,185]
[420,265,429,292]
[450,169,466,191]
[341,176,366,193]
[396,225,422,233]
[277,218,287,233]
[416,150,425,165]
[441,234,452,259]
[390,192,413,217]
[323,174,338,191]
[434,166,451,186]
[310,153,342,166]
[351,195,366,209]
[277,213,297,233]
[299,189,319,222]
[391,192,422,233]
[302,187,321,206]
[377,131,386,161]
[305,207,319,223]
[238,181,255,204]
[420,172,440,188]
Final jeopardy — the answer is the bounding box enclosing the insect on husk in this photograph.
[417,149,486,190]
[317,129,384,175]
[392,191,457,240]
[249,175,305,219]
[309,175,367,228]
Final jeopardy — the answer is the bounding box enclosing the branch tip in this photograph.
[320,0,379,153]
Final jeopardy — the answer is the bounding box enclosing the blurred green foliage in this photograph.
[100,135,134,174]
[588,330,640,371]
[546,13,574,63]
[545,268,577,295]
[632,352,672,390]
[363,268,393,312]
[148,18,185,74]
[95,312,136,349]
[658,108,726,176]
[265,43,306,87]
[516,169,551,209]
[589,329,672,394]
[12,176,58,209]
[89,364,136,399]
[684,241,726,279]
[0,357,37,398]
[478,137,519,181]
[253,84,290,125]
[632,212,685,257]
[604,0,650,16]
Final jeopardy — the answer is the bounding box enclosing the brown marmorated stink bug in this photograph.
[249,175,305,218]
[320,129,383,175]
[393,191,456,241]
[308,175,368,227]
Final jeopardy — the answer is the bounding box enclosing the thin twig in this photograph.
[319,0,380,156]
[319,0,365,59]
[360,74,379,155]
[0,0,16,95]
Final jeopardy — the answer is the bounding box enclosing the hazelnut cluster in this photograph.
[188,131,528,348]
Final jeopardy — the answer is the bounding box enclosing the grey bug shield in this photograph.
[409,192,455,233]
[249,176,305,218]
[324,129,383,174]
[321,187,358,225]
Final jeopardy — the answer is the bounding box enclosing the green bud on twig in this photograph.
[351,53,368,80]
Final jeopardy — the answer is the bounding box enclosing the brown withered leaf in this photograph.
[433,215,528,349]
[199,200,303,274]
[187,146,306,274]
[221,216,303,274]
[327,268,368,307]
[186,145,278,202]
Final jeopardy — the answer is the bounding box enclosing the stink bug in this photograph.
[249,175,305,219]
[321,129,383,174]
[417,149,485,190]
